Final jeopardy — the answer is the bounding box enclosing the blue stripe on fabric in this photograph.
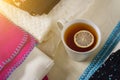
[79,21,120,80]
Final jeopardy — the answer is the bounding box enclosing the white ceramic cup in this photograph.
[57,19,101,62]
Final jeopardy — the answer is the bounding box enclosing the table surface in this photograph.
[38,0,120,80]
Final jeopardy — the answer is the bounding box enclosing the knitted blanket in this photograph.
[0,13,37,80]
[79,21,120,80]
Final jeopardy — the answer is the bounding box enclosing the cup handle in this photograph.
[57,19,67,31]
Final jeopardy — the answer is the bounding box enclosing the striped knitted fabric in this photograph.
[0,13,37,80]
[79,21,120,80]
[89,49,120,80]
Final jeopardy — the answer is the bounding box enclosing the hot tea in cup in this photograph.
[57,19,101,61]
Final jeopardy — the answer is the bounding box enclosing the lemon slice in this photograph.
[74,30,94,48]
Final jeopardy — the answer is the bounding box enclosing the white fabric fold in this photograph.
[8,47,54,80]
[0,0,52,43]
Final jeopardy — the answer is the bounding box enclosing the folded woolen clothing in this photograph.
[0,13,37,80]
[0,13,51,80]
[89,49,120,80]
[0,0,52,43]
[79,21,120,80]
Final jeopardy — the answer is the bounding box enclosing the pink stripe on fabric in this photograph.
[0,13,38,80]
[0,14,28,70]
[0,34,37,80]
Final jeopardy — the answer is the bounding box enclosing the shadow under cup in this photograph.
[62,20,101,61]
